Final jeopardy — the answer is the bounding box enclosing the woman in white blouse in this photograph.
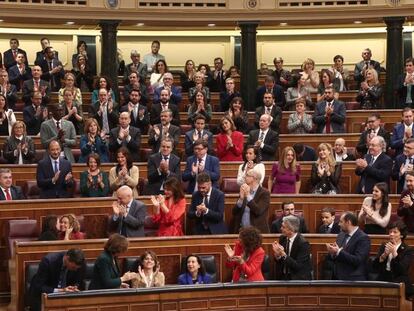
[237,146,265,186]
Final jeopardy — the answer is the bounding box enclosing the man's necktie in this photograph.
[259,131,264,141]
[54,160,59,173]
[368,156,374,166]
[35,80,39,90]
[163,155,169,161]
[325,103,331,134]
[162,104,167,111]
[325,226,331,233]
[203,194,209,207]
[12,50,17,59]
[56,121,60,130]
[266,107,271,114]
[5,188,11,201]
[342,234,351,247]
[133,105,138,121]
[197,130,202,140]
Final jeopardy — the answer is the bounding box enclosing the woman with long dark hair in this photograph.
[80,153,110,197]
[237,145,265,186]
[109,147,139,198]
[215,116,243,161]
[188,90,212,124]
[225,97,249,134]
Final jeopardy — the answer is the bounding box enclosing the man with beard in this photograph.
[150,88,180,126]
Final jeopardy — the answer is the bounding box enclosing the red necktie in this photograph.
[12,50,17,59]
[35,80,39,90]
[5,188,11,201]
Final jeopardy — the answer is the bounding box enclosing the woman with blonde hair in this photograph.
[310,143,342,194]
[79,118,109,163]
[269,146,301,194]
[3,120,35,164]
[58,72,82,104]
[188,71,211,104]
[58,213,85,240]
[356,68,383,109]
[301,58,320,92]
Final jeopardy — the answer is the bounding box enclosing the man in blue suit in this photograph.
[182,139,220,193]
[153,72,182,106]
[326,212,371,281]
[392,138,414,193]
[390,107,414,156]
[187,172,228,234]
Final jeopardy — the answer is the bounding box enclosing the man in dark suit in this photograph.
[39,47,65,91]
[219,77,240,112]
[313,86,346,134]
[255,75,285,109]
[356,136,392,194]
[22,65,51,106]
[326,212,371,280]
[318,207,340,234]
[397,171,414,233]
[145,137,181,195]
[150,88,180,126]
[184,114,213,157]
[231,170,270,233]
[89,88,119,134]
[109,185,146,237]
[28,248,85,311]
[354,48,381,87]
[123,49,147,83]
[392,138,414,194]
[293,143,317,161]
[0,69,18,109]
[247,114,278,161]
[148,109,180,154]
[182,139,220,193]
[210,57,226,92]
[271,201,308,234]
[3,38,28,71]
[333,138,355,162]
[187,172,228,234]
[390,107,414,156]
[108,112,141,162]
[123,71,148,106]
[273,215,312,280]
[36,140,74,199]
[0,168,24,200]
[8,52,31,91]
[356,113,390,156]
[254,91,282,134]
[153,72,182,106]
[34,37,59,66]
[120,88,149,135]
[398,57,414,108]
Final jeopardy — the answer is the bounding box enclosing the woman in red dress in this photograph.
[150,177,186,236]
[216,116,244,161]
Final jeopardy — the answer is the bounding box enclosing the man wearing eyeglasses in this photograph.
[153,72,182,106]
[392,138,414,193]
[354,48,381,88]
[356,112,390,156]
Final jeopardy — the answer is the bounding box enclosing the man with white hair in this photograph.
[109,185,146,237]
[247,114,278,161]
[231,169,270,233]
[355,135,392,194]
[123,49,147,83]
[153,72,182,106]
[272,215,312,280]
[333,138,355,162]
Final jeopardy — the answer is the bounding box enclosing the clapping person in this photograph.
[358,182,391,234]
[0,94,16,136]
[184,114,213,158]
[224,226,265,282]
[188,90,212,125]
[120,88,149,134]
[286,74,313,111]
[237,146,265,186]
[330,55,350,91]
[89,88,119,135]
[148,109,180,153]
[131,251,165,288]
[316,69,340,102]
[287,98,313,134]
[0,69,17,110]
[3,121,35,164]
[23,91,48,136]
[58,214,86,240]
[79,118,109,163]
[220,77,240,112]
[72,54,94,92]
[80,153,109,197]
[269,146,301,194]
[225,97,249,134]
[109,147,139,198]
[91,75,115,104]
[58,72,82,104]
[356,68,383,109]
[150,59,168,90]
[216,116,243,161]
[61,88,83,135]
[300,58,319,92]
[150,177,186,236]
[188,71,210,104]
[178,254,212,285]
[180,59,196,92]
[398,57,414,107]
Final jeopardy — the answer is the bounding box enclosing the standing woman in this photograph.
[310,143,342,194]
[0,94,16,136]
[216,116,244,161]
[287,98,313,134]
[330,55,350,91]
[109,147,139,198]
[356,68,383,109]
[237,146,265,186]
[58,72,82,104]
[79,118,109,163]
[269,146,301,194]
[131,251,165,288]
[150,59,168,90]
[188,71,211,104]
[358,182,392,234]
[178,254,212,285]
[225,97,249,134]
[92,75,116,104]
[72,54,94,92]
[61,88,84,135]
[224,226,265,282]
[3,121,35,164]
[316,69,340,102]
[89,233,136,289]
[188,90,212,125]
[286,74,313,111]
[300,58,320,92]
[80,153,110,197]
[181,59,196,92]
[150,177,186,237]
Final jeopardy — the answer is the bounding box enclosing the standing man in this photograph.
[392,138,414,193]
[4,38,28,71]
[219,77,240,112]
[187,172,228,235]
[23,91,48,136]
[255,75,285,109]
[123,71,148,106]
[22,65,51,106]
[143,40,165,73]
[184,114,213,157]
[8,52,31,91]
[0,168,24,200]
[148,109,180,153]
[390,108,414,156]
[247,114,279,161]
[109,185,146,237]
[354,48,381,87]
[325,212,371,280]
[356,113,390,156]
[39,47,64,91]
[153,72,182,106]
[150,88,180,126]
[398,57,414,108]
[254,91,282,134]
[397,171,414,233]
[211,57,226,92]
[119,88,149,134]
[0,69,17,110]
[123,49,147,83]
[89,88,119,134]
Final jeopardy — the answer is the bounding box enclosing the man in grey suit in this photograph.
[145,137,181,195]
[110,185,146,237]
[123,49,148,83]
[354,48,381,87]
[148,109,180,153]
[40,104,77,163]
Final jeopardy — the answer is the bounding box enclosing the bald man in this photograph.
[108,111,141,162]
[333,138,355,162]
[22,65,51,106]
[109,185,146,237]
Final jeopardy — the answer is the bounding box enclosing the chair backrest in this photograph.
[123,257,140,274]
[83,261,95,290]
[220,178,239,193]
[6,219,38,258]
[180,255,217,283]
[144,215,159,237]
[24,262,39,307]
[22,180,40,199]
[261,254,270,280]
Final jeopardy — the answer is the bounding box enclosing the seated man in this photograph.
[145,137,181,195]
[119,88,149,134]
[293,143,317,161]
[89,88,119,134]
[8,52,32,91]
[23,91,48,136]
[392,138,414,193]
[150,88,180,126]
[28,248,85,311]
[0,168,24,200]
[148,109,180,153]
[272,215,312,280]
[390,107,414,156]
[254,91,282,134]
[333,138,355,162]
[356,113,390,156]
[325,212,371,280]
[247,114,279,161]
[318,207,340,234]
[109,185,147,237]
[36,140,74,199]
[153,72,182,106]
[184,114,213,158]
[187,172,228,235]
[182,139,220,193]
[231,170,270,233]
[271,201,308,233]
[255,75,285,109]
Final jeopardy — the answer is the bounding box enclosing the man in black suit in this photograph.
[255,75,285,109]
[333,138,356,162]
[187,172,228,234]
[318,207,340,234]
[123,71,148,106]
[313,86,346,134]
[219,77,240,112]
[293,143,317,161]
[254,91,282,134]
[34,37,60,66]
[398,57,414,108]
[8,52,31,91]
[247,114,278,161]
[356,113,390,156]
[119,88,149,134]
[326,212,371,280]
[0,69,18,109]
[39,47,64,91]
[4,38,28,71]
[108,112,141,162]
[89,88,119,134]
[150,88,180,126]
[273,215,312,280]
[0,168,24,200]
[392,138,414,193]
[28,248,85,311]
[145,137,181,195]
[109,185,146,237]
[184,114,213,157]
[210,57,226,92]
[354,48,381,87]
[36,140,74,199]
[123,49,147,83]
[148,109,180,153]
[22,65,51,106]
[356,136,392,194]
[271,201,308,234]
